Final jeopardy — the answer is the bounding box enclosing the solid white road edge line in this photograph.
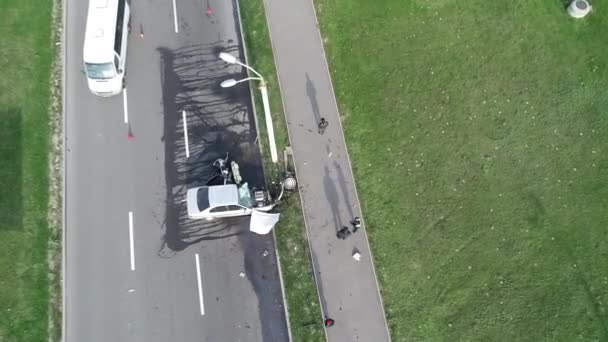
[123,88,129,123]
[195,253,205,315]
[172,0,179,33]
[129,211,135,271]
[182,110,190,158]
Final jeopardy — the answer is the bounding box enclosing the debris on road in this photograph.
[337,226,351,240]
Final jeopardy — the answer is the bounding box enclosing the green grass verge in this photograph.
[314,0,608,340]
[0,0,54,340]
[238,0,326,340]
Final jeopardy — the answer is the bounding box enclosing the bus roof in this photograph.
[83,0,119,64]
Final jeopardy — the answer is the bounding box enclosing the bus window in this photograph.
[114,0,126,54]
[85,62,115,80]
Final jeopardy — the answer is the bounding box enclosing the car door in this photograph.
[207,205,248,218]
[208,206,231,218]
[226,205,249,217]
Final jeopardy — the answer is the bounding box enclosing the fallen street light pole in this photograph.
[219,52,278,163]
[258,80,278,164]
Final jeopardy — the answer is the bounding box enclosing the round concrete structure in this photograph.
[568,0,592,18]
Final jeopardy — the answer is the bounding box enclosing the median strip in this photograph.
[236,0,326,340]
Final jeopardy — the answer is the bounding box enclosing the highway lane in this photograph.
[64,0,289,340]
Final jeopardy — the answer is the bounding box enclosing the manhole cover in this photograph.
[576,1,588,10]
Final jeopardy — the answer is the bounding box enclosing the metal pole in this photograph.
[221,55,277,163]
[259,81,278,163]
[236,60,264,79]
[235,76,263,84]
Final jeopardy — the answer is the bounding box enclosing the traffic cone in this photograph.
[206,0,212,17]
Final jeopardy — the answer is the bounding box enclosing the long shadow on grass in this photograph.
[0,108,22,231]
[557,234,608,339]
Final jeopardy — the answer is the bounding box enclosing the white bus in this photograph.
[83,0,130,97]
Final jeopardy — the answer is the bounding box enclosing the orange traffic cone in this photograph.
[206,0,212,17]
[127,125,134,141]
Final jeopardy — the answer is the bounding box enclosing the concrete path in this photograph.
[261,0,392,341]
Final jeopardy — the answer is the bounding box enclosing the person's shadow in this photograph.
[323,165,342,234]
[305,73,322,125]
[334,161,354,219]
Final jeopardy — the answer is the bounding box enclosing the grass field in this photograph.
[0,0,54,340]
[314,0,608,340]
[238,0,326,340]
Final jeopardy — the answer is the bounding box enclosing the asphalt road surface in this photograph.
[64,0,288,341]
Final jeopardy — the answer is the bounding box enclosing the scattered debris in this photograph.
[337,227,351,240]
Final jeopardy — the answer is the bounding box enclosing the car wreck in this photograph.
[186,153,296,234]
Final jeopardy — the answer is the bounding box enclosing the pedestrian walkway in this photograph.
[261,0,392,341]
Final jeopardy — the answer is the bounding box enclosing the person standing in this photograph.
[351,216,362,233]
[318,117,329,134]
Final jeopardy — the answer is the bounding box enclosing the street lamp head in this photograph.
[220,79,238,88]
[219,52,238,64]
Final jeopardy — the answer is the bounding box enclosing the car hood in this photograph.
[249,210,280,235]
[87,76,122,97]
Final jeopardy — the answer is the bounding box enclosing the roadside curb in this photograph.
[60,0,68,338]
